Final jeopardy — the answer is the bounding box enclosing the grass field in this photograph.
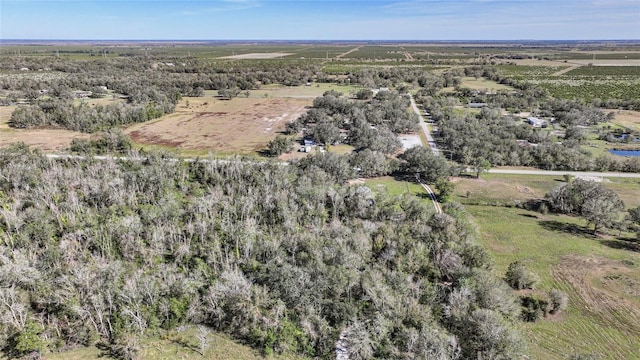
[364,176,426,198]
[365,173,640,359]
[447,172,640,359]
[466,205,640,360]
[124,96,312,156]
[452,173,640,209]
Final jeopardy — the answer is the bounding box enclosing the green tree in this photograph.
[629,206,640,239]
[399,146,451,183]
[266,135,294,157]
[435,178,456,203]
[547,179,624,234]
[473,158,491,179]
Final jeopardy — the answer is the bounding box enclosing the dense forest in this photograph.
[0,145,523,359]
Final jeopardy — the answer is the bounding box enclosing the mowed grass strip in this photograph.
[365,176,425,197]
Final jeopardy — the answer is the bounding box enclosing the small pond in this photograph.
[609,150,640,157]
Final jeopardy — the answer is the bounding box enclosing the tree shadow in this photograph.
[520,213,538,219]
[539,220,594,238]
[600,238,640,252]
[392,172,416,183]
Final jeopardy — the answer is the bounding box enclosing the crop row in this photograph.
[563,66,640,76]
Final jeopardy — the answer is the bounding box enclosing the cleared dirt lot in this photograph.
[125,96,311,154]
[219,52,293,59]
[610,109,640,132]
[0,105,88,151]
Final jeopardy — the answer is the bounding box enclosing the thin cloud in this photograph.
[181,0,261,15]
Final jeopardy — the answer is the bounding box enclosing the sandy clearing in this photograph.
[219,52,293,59]
[124,97,311,153]
[609,109,640,131]
[398,134,422,150]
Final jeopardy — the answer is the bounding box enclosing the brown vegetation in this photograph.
[124,97,311,154]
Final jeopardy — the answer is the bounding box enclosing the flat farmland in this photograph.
[610,109,640,132]
[459,76,515,91]
[124,96,311,155]
[0,105,88,150]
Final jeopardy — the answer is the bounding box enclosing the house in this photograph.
[303,139,317,147]
[527,117,545,127]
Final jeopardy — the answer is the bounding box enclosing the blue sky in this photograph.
[1,0,639,40]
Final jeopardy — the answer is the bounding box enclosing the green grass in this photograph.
[466,205,640,360]
[454,173,640,210]
[365,176,425,197]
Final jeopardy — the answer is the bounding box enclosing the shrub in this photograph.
[520,295,550,322]
[266,135,294,157]
[548,289,568,314]
[4,320,44,359]
[505,261,539,290]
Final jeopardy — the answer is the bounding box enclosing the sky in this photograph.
[1,0,639,40]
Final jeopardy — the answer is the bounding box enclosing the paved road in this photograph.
[486,168,640,178]
[408,94,439,155]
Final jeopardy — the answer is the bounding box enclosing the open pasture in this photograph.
[453,173,640,209]
[467,205,640,360]
[124,96,311,155]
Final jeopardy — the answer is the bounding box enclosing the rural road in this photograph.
[486,168,640,178]
[336,46,362,59]
[407,93,443,213]
[408,94,440,155]
[416,176,443,214]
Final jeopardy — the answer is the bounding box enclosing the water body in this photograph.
[609,150,640,157]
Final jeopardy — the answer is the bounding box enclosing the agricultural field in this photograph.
[340,45,409,60]
[124,96,311,156]
[237,83,363,98]
[458,76,515,91]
